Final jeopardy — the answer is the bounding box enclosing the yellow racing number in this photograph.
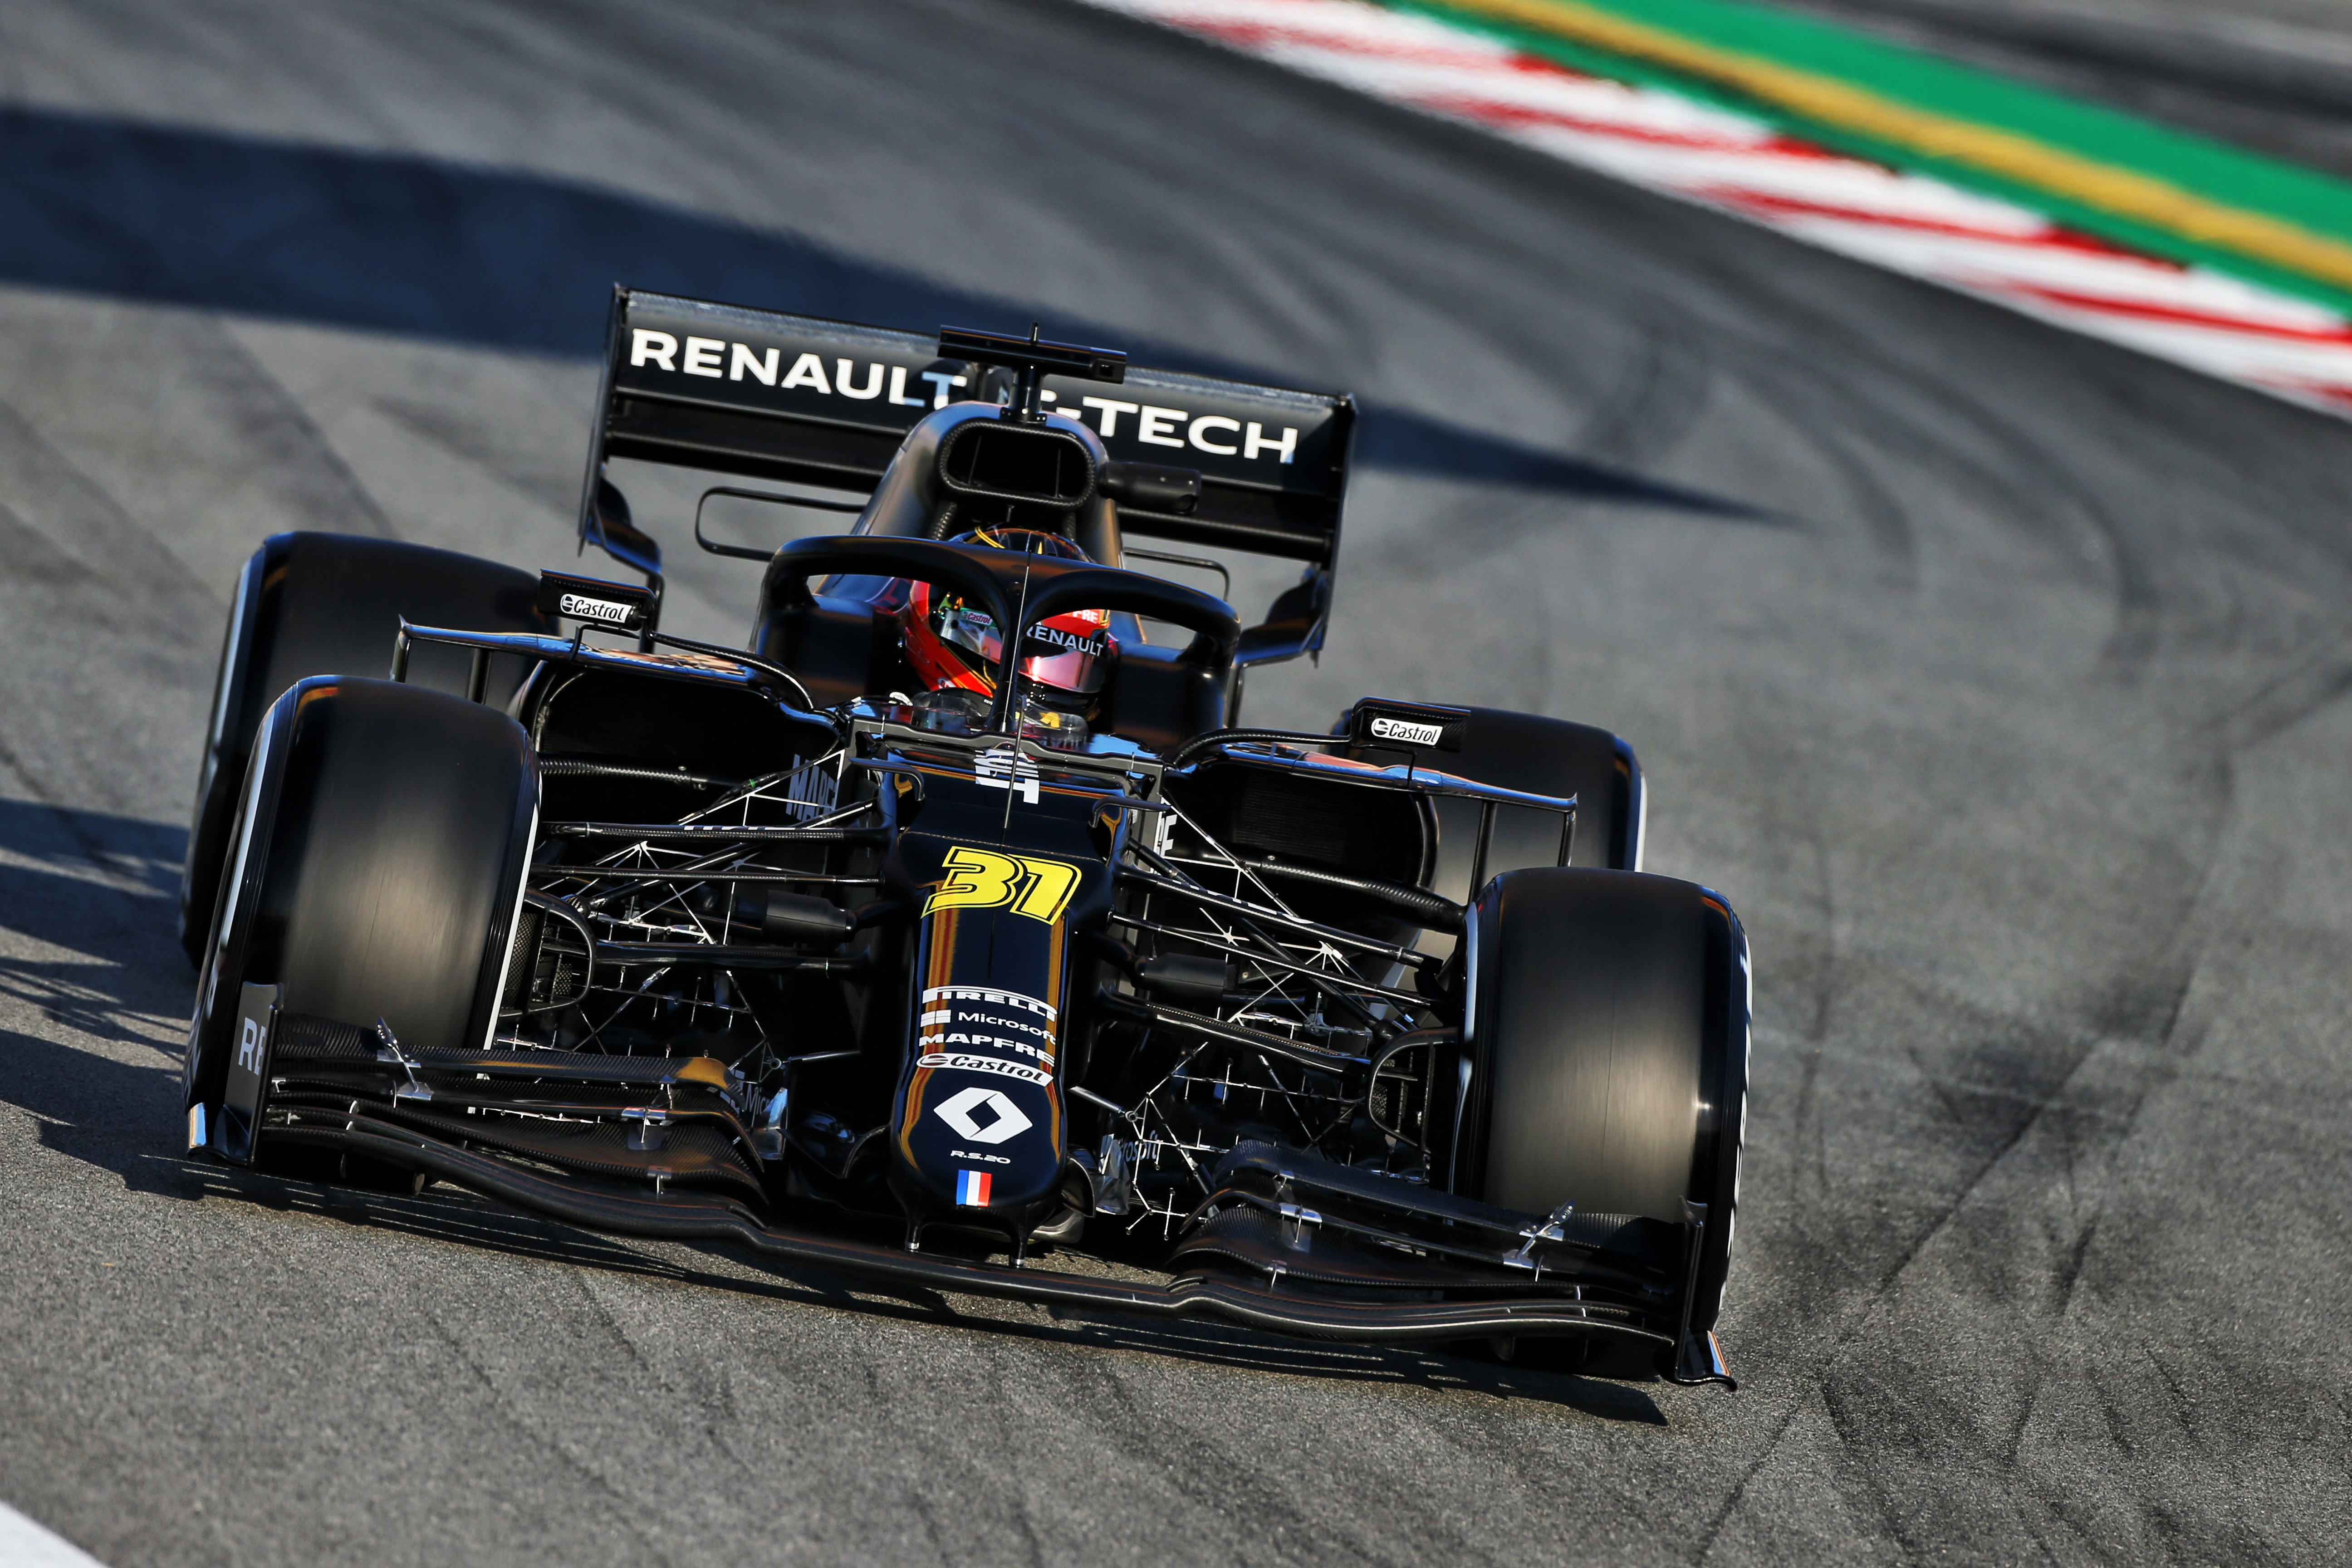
[926,847,1021,914]
[925,847,1082,924]
[1009,856,1080,922]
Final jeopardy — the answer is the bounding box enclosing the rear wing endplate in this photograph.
[577,289,1354,578]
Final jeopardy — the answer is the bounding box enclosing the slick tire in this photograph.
[1344,704,1642,904]
[185,677,539,1163]
[1460,867,1750,1353]
[178,533,545,966]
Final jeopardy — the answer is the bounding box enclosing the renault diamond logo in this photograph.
[932,1085,1033,1145]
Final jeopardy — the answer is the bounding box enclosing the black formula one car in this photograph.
[177,290,1748,1385]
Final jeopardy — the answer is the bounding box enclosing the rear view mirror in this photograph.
[1100,461,1201,516]
[585,475,662,579]
[1233,568,1332,668]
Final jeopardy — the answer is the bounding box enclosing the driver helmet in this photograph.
[901,528,1115,708]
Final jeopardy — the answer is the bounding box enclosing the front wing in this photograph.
[243,1011,1733,1386]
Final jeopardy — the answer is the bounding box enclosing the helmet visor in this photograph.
[1019,645,1102,695]
[936,602,1004,668]
[932,598,1109,696]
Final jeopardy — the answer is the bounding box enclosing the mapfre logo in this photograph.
[1370,715,1445,747]
[558,593,633,625]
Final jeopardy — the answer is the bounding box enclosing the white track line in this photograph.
[1084,0,2352,416]
[0,1502,109,1568]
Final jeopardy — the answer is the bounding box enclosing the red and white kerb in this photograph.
[1083,0,2352,418]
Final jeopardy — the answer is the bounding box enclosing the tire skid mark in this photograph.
[1783,836,2237,1551]
[0,735,66,814]
[1730,926,2215,1539]
[1754,297,2137,626]
[1025,1333,1450,1568]
[368,393,579,512]
[1902,1041,1977,1132]
[1815,1372,1942,1565]
[2001,1357,2043,1471]
[1607,240,2112,607]
[2204,619,2352,751]
[1589,195,2154,609]
[0,495,99,586]
[422,1269,715,1564]
[0,393,212,612]
[204,320,399,539]
[1791,1044,1833,1209]
[1801,416,1919,586]
[1688,1396,1804,1563]
[1852,937,2204,1308]
[1573,302,1715,471]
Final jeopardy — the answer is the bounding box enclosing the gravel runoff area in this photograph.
[0,1,2348,1563]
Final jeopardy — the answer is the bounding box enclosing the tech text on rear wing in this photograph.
[575,288,1354,660]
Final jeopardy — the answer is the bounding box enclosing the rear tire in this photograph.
[1460,868,1749,1343]
[185,677,538,1132]
[178,534,544,965]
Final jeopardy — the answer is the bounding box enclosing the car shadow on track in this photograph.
[0,795,205,1193]
[0,794,185,887]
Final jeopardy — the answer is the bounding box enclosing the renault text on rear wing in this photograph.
[577,289,1353,570]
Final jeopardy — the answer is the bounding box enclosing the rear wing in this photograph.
[576,288,1353,602]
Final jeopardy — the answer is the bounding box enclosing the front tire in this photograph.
[186,677,538,1141]
[1460,867,1749,1355]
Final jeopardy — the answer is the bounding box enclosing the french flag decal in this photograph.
[956,1170,993,1207]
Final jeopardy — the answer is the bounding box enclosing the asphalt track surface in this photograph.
[1,2,2349,1564]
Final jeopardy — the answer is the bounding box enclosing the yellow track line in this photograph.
[1443,0,2352,293]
